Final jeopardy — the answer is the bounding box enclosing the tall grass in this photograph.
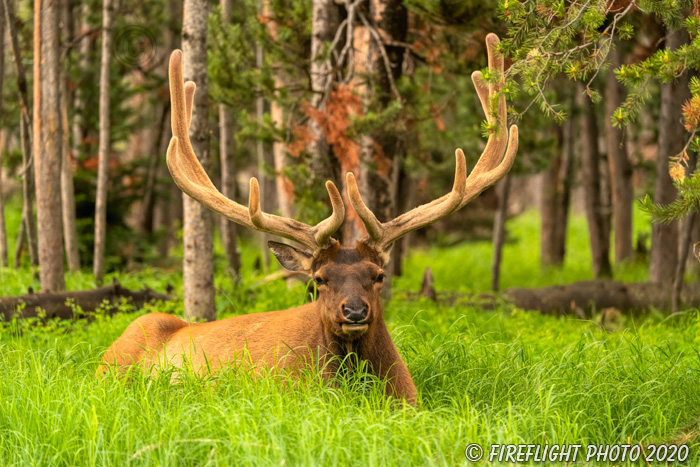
[0,207,699,465]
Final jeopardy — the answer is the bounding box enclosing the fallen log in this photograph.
[503,280,700,316]
[399,279,700,316]
[0,279,172,321]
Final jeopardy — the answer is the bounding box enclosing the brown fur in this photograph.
[99,241,417,405]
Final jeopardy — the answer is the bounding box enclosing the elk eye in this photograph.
[375,274,385,283]
[314,277,325,285]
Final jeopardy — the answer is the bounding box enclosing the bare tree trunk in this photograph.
[651,30,689,285]
[578,82,612,278]
[256,41,274,269]
[154,0,180,256]
[93,0,113,285]
[71,2,89,172]
[0,134,7,268]
[218,0,240,276]
[260,0,294,219]
[139,103,169,234]
[605,45,634,263]
[34,0,65,291]
[181,0,216,321]
[0,10,7,268]
[355,0,407,298]
[4,0,38,266]
[308,0,339,184]
[13,214,25,268]
[555,115,574,262]
[674,210,696,314]
[491,175,511,291]
[540,119,572,268]
[60,0,80,271]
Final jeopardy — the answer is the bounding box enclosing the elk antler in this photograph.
[347,33,519,251]
[166,50,345,251]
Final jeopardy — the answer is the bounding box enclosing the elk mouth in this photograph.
[341,323,369,334]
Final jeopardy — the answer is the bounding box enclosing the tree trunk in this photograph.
[71,2,90,174]
[139,102,169,234]
[0,132,7,268]
[154,0,180,256]
[0,10,7,268]
[555,114,574,261]
[540,119,573,267]
[308,0,340,186]
[93,0,113,285]
[491,175,511,291]
[260,1,294,219]
[605,45,634,263]
[354,0,407,298]
[34,0,65,292]
[4,0,38,267]
[218,0,240,276]
[650,30,689,285]
[578,82,612,278]
[181,0,216,321]
[672,155,697,313]
[13,214,25,268]
[60,0,80,272]
[256,41,275,269]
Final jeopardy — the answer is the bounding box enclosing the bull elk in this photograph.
[98,34,518,405]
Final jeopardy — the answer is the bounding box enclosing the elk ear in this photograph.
[268,241,313,273]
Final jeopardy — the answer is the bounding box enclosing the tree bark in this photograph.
[0,280,170,321]
[71,2,90,177]
[491,175,511,291]
[33,0,65,291]
[181,0,216,321]
[4,0,38,267]
[504,280,700,316]
[650,30,689,285]
[578,82,612,278]
[256,41,275,269]
[308,0,340,185]
[0,131,7,268]
[260,1,294,219]
[93,0,113,285]
[218,0,240,276]
[354,0,407,298]
[540,118,573,267]
[60,0,80,272]
[13,214,25,269]
[139,104,169,234]
[0,10,7,268]
[605,45,634,263]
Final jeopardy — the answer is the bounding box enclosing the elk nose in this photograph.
[342,302,368,323]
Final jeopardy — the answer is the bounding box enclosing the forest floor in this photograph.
[0,206,699,465]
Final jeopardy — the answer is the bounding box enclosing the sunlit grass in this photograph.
[1,202,699,465]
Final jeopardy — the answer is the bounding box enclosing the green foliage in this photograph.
[640,168,700,223]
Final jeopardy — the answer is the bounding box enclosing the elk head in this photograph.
[166,33,518,342]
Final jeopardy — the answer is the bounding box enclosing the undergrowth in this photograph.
[0,207,699,465]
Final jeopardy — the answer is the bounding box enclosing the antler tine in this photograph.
[348,33,518,250]
[469,33,509,177]
[347,149,467,246]
[248,178,345,249]
[167,50,344,251]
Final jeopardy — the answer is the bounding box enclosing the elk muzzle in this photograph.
[340,298,370,335]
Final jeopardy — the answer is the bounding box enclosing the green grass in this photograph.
[0,206,699,466]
